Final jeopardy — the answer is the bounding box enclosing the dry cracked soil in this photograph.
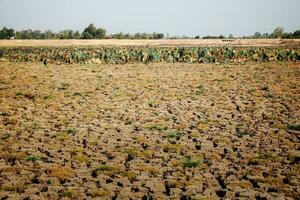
[0,62,299,200]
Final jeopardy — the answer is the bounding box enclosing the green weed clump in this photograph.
[182,157,202,168]
[147,124,167,131]
[26,155,40,162]
[288,124,300,131]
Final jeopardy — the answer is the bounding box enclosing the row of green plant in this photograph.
[0,46,299,64]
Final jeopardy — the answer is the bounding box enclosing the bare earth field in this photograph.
[0,61,299,199]
[0,39,300,47]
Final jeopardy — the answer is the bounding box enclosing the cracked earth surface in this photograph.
[0,62,299,199]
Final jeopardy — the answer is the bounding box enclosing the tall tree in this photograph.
[253,32,262,38]
[95,28,106,39]
[271,27,284,38]
[74,31,81,39]
[0,27,15,39]
[81,23,106,39]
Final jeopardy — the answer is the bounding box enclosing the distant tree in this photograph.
[195,36,200,39]
[7,28,15,38]
[141,33,149,39]
[44,30,54,39]
[152,32,164,39]
[82,24,96,39]
[81,32,93,39]
[74,31,81,39]
[124,33,131,39]
[113,32,125,39]
[262,33,269,38]
[229,34,234,39]
[282,32,293,39]
[20,29,33,39]
[133,33,141,39]
[32,30,42,39]
[181,35,190,39]
[0,27,7,39]
[0,27,15,39]
[293,30,300,38]
[57,30,71,39]
[15,31,21,39]
[271,27,284,38]
[95,28,106,39]
[68,30,74,39]
[81,24,106,39]
[253,32,262,38]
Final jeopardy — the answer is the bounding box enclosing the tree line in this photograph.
[0,23,164,40]
[196,27,300,39]
[0,24,299,39]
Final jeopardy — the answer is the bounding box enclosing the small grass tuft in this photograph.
[1,133,11,140]
[58,83,70,90]
[15,91,24,96]
[147,124,167,131]
[261,85,269,91]
[121,171,137,182]
[48,165,74,180]
[264,92,274,99]
[26,155,40,162]
[182,157,202,168]
[288,124,300,131]
[166,131,181,140]
[89,188,110,198]
[43,94,53,100]
[61,189,76,198]
[236,125,252,137]
[195,84,205,95]
[73,92,82,96]
[92,165,118,177]
[0,112,10,117]
[66,128,76,134]
[247,88,257,94]
[258,152,277,160]
[124,117,133,125]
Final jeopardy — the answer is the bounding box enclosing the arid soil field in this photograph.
[0,39,300,47]
[0,61,299,199]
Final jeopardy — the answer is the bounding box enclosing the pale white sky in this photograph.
[0,0,299,36]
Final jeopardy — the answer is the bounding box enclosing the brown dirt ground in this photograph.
[0,62,299,199]
[0,39,300,47]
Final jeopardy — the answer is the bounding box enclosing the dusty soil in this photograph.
[0,62,299,199]
[0,39,300,47]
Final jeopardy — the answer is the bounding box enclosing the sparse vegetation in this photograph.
[58,83,70,90]
[26,155,40,162]
[66,128,77,134]
[288,124,300,131]
[195,84,205,95]
[73,92,82,96]
[261,84,269,91]
[182,157,202,168]
[43,94,53,100]
[0,112,10,116]
[92,165,118,177]
[258,152,277,160]
[48,165,74,180]
[1,133,11,140]
[147,124,167,131]
[165,131,182,140]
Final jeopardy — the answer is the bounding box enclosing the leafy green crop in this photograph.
[0,46,299,64]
